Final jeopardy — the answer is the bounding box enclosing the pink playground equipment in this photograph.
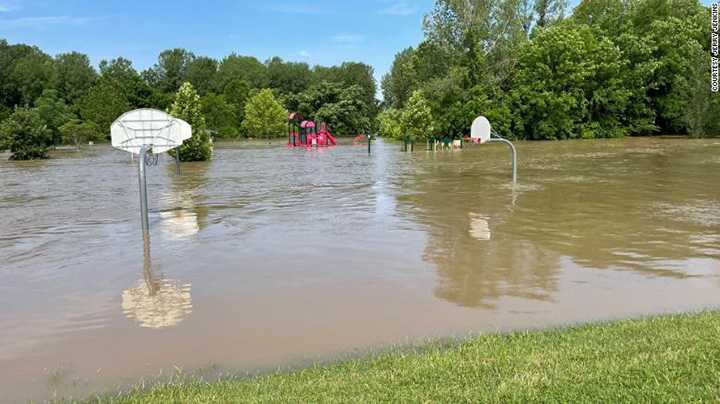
[286,112,337,148]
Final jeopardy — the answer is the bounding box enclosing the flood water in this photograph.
[1,137,719,402]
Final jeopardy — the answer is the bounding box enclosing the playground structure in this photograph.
[286,112,337,148]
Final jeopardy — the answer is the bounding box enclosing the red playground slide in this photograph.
[323,124,338,146]
[286,113,338,148]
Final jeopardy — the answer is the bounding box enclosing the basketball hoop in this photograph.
[111,109,192,231]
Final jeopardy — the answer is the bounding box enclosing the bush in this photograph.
[0,107,54,159]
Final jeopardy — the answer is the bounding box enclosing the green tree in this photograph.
[145,48,196,93]
[59,120,101,151]
[99,57,154,108]
[400,91,434,140]
[509,24,632,140]
[201,93,238,138]
[267,57,312,95]
[54,52,97,105]
[169,82,212,161]
[184,56,218,95]
[376,108,403,139]
[242,89,287,143]
[217,54,269,90]
[35,89,75,145]
[683,51,720,137]
[81,79,131,134]
[0,42,56,108]
[381,47,417,108]
[293,82,372,134]
[0,106,54,159]
[223,78,251,125]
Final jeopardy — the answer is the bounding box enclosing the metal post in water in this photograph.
[138,146,149,230]
[368,134,371,155]
[175,149,180,175]
[486,138,517,183]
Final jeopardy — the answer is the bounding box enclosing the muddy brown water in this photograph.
[0,137,719,402]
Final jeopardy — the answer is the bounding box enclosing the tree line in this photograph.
[378,0,718,141]
[0,42,377,159]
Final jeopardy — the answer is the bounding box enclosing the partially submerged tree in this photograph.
[242,89,287,143]
[400,91,434,140]
[169,82,212,161]
[0,106,54,159]
[59,120,101,151]
[35,89,75,145]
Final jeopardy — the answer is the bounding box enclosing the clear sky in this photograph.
[0,0,436,88]
[0,0,714,90]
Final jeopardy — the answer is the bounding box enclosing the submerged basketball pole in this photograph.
[138,146,149,230]
[486,137,517,183]
[471,116,517,183]
[111,109,192,234]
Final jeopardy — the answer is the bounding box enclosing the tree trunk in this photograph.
[266,130,270,145]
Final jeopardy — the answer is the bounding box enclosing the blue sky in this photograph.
[0,0,436,88]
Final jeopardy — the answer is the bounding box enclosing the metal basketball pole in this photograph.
[486,138,517,183]
[138,146,149,231]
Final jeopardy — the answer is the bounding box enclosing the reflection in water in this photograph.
[121,232,192,329]
[401,139,720,308]
[469,213,491,241]
[159,210,200,240]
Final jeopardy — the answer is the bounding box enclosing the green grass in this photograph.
[92,311,720,403]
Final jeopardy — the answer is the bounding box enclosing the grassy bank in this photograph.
[95,311,720,403]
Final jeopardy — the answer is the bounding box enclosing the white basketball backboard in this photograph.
[111,109,191,154]
[471,116,492,143]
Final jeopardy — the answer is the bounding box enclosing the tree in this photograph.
[683,51,720,137]
[217,54,268,90]
[381,47,417,108]
[59,120,101,151]
[200,93,238,138]
[292,81,372,134]
[242,89,287,143]
[509,24,632,140]
[0,107,54,159]
[267,57,312,95]
[223,78,251,124]
[400,91,434,140]
[81,79,131,133]
[184,56,218,95]
[54,52,97,105]
[315,85,371,134]
[169,82,212,161]
[312,62,377,117]
[35,89,75,145]
[99,57,154,108]
[0,42,56,108]
[145,48,196,93]
[532,0,568,32]
[375,108,403,139]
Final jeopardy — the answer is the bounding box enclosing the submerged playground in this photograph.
[0,111,719,401]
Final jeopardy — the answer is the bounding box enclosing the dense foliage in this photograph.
[379,0,717,140]
[0,107,54,159]
[169,83,212,162]
[0,39,377,159]
[242,89,288,143]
